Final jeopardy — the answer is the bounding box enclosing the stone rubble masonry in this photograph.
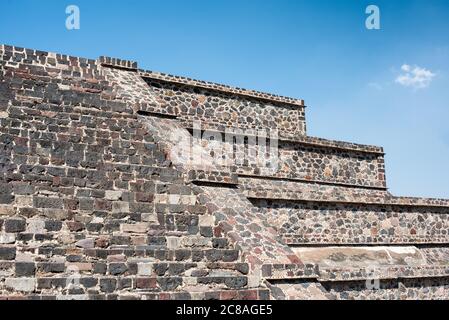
[0,44,448,300]
[141,77,307,140]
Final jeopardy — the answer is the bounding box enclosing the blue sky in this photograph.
[1,0,448,198]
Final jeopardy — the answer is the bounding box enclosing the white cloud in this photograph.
[395,64,435,89]
[401,64,411,72]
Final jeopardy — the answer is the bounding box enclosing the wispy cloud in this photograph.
[395,64,435,89]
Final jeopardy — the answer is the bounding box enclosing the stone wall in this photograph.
[269,278,449,300]
[194,136,386,188]
[142,78,307,139]
[1,44,448,300]
[0,45,268,300]
[323,277,449,300]
[252,200,449,245]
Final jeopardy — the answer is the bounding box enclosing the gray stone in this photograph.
[4,219,26,233]
[15,262,36,277]
[75,238,95,249]
[5,278,36,292]
[0,247,16,260]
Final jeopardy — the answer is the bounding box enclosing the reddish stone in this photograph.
[50,157,64,165]
[5,296,27,300]
[287,255,302,264]
[95,199,112,211]
[66,221,84,232]
[95,237,110,248]
[135,192,154,203]
[220,290,238,300]
[57,134,70,142]
[39,158,49,165]
[14,137,28,146]
[247,255,262,269]
[239,290,258,300]
[64,199,79,210]
[52,176,61,187]
[214,226,224,237]
[158,293,170,300]
[136,277,157,289]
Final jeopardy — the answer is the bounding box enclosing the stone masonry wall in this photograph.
[194,137,386,188]
[142,78,307,139]
[0,45,269,300]
[1,44,448,300]
[269,277,449,300]
[253,200,449,245]
[323,277,449,300]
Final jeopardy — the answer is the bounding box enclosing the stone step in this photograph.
[36,247,241,263]
[0,260,250,278]
[267,280,329,300]
[0,288,270,300]
[0,275,257,295]
[0,245,240,263]
[187,169,238,186]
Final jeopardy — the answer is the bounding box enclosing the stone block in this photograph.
[75,238,94,249]
[168,194,180,205]
[0,247,16,260]
[15,262,36,277]
[224,276,248,289]
[0,233,16,244]
[4,219,26,233]
[37,262,65,273]
[0,205,15,216]
[136,277,157,289]
[15,195,33,207]
[109,263,127,275]
[26,218,45,234]
[79,277,98,288]
[5,278,36,292]
[42,209,69,220]
[141,213,158,223]
[157,277,182,291]
[166,237,180,250]
[153,194,168,204]
[120,223,148,234]
[67,263,93,272]
[45,220,63,232]
[137,263,153,276]
[33,197,64,209]
[100,279,117,293]
[112,201,129,213]
[105,191,122,201]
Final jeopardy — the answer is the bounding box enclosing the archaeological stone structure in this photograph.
[0,45,448,300]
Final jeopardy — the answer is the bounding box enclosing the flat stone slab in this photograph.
[292,246,427,269]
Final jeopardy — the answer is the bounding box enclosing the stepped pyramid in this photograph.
[0,45,448,300]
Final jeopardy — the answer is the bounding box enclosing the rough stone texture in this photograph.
[254,200,449,245]
[0,44,448,300]
[142,78,307,139]
[197,137,386,188]
[138,116,299,270]
[322,277,449,300]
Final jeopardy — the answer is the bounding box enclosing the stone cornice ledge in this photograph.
[139,69,305,108]
[180,121,385,155]
[0,44,305,107]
